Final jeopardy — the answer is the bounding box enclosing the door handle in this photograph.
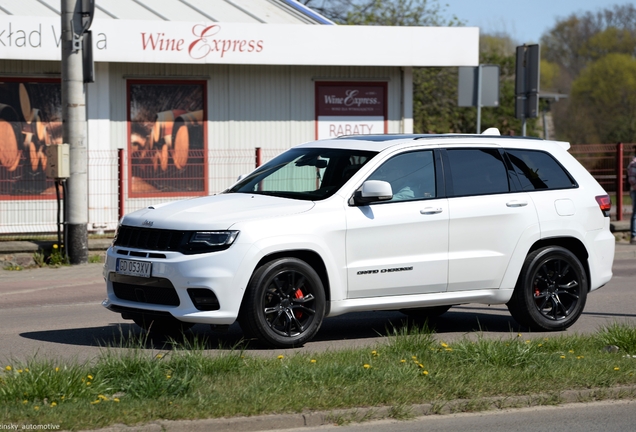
[506,200,528,207]
[420,207,443,215]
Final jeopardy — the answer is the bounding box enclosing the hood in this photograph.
[121,193,315,230]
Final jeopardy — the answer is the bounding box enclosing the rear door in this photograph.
[444,147,539,292]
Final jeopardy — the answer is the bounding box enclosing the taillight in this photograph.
[595,195,611,217]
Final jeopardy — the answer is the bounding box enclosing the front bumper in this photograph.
[103,243,253,325]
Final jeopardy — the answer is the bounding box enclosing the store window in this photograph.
[0,78,62,199]
[127,80,207,197]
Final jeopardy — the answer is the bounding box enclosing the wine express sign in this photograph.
[0,16,478,66]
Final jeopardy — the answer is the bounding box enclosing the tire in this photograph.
[132,314,194,335]
[507,246,587,331]
[238,257,326,348]
[400,305,452,319]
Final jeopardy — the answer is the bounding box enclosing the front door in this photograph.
[345,150,449,298]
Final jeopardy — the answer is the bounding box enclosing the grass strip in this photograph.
[1,322,635,430]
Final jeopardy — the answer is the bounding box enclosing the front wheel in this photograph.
[238,257,326,348]
[507,246,587,331]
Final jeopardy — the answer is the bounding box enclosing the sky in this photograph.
[442,0,625,44]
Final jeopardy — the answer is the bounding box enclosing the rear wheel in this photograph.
[507,246,587,331]
[238,257,326,348]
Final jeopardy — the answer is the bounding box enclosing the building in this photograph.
[0,0,478,235]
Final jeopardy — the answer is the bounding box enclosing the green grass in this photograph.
[1,323,636,430]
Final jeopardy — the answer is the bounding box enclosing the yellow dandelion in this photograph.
[98,395,108,401]
[445,348,453,352]
[24,368,29,372]
[310,359,316,364]
[614,367,620,371]
[560,355,566,359]
[166,375,172,379]
[34,406,39,411]
[363,364,371,369]
[55,367,60,372]
[50,402,57,407]
[517,333,522,338]
[277,355,284,360]
[440,342,449,348]
[61,396,65,400]
[568,350,574,354]
[87,374,94,380]
[22,400,28,405]
[418,363,424,369]
[53,244,58,249]
[371,350,378,356]
[538,344,543,347]
[422,371,429,375]
[156,354,164,359]
[86,382,91,386]
[576,356,584,359]
[411,356,417,360]
[4,366,11,371]
[113,398,120,403]
[90,400,100,405]
[525,340,531,344]
[400,359,406,363]
[17,369,23,373]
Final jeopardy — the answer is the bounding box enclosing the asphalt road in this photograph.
[0,255,635,363]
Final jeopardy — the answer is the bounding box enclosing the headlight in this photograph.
[181,231,240,254]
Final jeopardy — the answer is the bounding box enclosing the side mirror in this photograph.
[352,180,393,205]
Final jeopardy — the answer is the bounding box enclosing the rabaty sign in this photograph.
[0,17,478,67]
[315,82,387,140]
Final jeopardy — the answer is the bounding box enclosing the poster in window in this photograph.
[128,80,207,197]
[0,78,62,198]
[315,82,387,140]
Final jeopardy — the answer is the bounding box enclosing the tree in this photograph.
[540,3,636,143]
[300,0,453,26]
[569,54,636,143]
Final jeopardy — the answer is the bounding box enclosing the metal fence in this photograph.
[0,143,634,240]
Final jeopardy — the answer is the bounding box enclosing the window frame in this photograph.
[441,147,513,198]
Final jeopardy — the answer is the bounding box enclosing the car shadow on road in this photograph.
[18,307,535,351]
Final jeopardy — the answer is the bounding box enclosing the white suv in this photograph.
[103,130,615,348]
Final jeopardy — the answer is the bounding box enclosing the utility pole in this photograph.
[61,0,88,264]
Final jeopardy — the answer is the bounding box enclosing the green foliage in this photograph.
[598,322,636,354]
[540,4,636,143]
[570,53,636,143]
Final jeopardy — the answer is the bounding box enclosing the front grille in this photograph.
[110,273,180,306]
[114,226,187,251]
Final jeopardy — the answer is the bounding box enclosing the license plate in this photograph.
[116,258,152,278]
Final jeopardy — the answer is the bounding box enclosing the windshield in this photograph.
[226,148,377,200]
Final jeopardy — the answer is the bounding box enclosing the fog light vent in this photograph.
[187,288,220,311]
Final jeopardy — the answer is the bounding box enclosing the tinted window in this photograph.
[446,149,509,197]
[367,150,436,202]
[507,149,576,191]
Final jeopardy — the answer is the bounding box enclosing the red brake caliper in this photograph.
[294,288,304,319]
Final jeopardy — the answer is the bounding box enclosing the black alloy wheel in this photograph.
[239,257,326,348]
[507,246,587,331]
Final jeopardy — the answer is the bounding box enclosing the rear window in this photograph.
[446,149,510,197]
[506,149,576,191]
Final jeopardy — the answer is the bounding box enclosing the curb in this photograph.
[82,385,636,432]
